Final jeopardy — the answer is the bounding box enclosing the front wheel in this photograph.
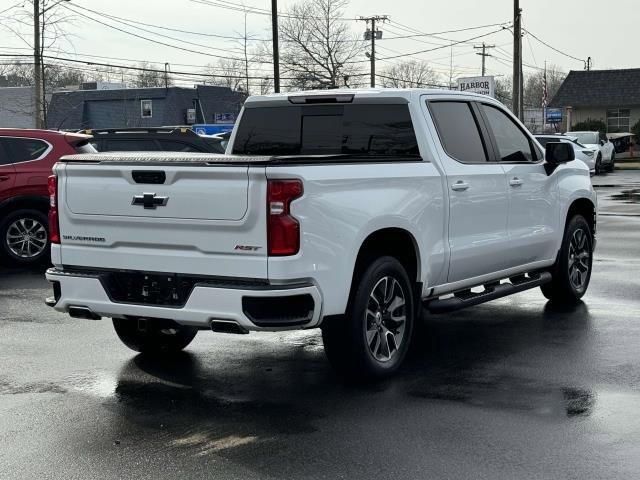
[541,215,593,304]
[594,154,602,175]
[322,256,415,379]
[607,152,615,172]
[113,318,198,354]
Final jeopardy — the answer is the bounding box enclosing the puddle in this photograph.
[408,374,597,419]
[610,189,640,204]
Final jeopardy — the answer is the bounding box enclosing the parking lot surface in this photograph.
[1,171,639,479]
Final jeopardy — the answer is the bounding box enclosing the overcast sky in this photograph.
[1,0,636,85]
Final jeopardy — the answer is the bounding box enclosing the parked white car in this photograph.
[534,135,597,175]
[45,89,597,379]
[566,131,615,174]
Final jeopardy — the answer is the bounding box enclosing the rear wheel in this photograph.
[322,256,415,379]
[541,215,593,304]
[113,317,198,354]
[0,209,49,266]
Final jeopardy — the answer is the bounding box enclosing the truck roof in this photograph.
[244,88,493,106]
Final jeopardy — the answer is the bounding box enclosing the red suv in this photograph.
[0,129,94,266]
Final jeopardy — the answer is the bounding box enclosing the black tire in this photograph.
[594,154,602,175]
[607,152,615,172]
[322,256,415,379]
[0,209,50,266]
[113,317,198,354]
[540,215,593,304]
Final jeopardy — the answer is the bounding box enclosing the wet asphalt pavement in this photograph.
[1,171,640,479]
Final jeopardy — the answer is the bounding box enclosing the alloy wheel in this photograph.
[364,276,407,362]
[6,217,48,258]
[568,228,590,292]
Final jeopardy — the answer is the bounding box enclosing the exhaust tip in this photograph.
[210,319,248,335]
[68,306,102,321]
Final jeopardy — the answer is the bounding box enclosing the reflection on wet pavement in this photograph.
[610,189,640,203]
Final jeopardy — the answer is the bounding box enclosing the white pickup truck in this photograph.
[46,89,597,378]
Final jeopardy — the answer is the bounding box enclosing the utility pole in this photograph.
[474,43,495,76]
[359,15,388,88]
[585,57,592,71]
[271,0,280,93]
[33,0,43,129]
[512,0,523,120]
[164,63,169,89]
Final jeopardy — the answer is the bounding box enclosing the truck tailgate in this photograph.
[55,154,269,278]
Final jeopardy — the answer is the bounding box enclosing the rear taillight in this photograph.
[267,179,303,256]
[48,175,60,244]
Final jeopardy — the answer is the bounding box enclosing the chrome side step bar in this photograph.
[425,271,552,314]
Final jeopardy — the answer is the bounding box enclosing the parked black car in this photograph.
[82,127,226,153]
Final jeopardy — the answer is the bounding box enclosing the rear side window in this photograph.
[2,138,50,164]
[232,104,419,158]
[157,140,203,152]
[481,104,535,163]
[429,101,488,163]
[0,141,11,165]
[104,139,160,152]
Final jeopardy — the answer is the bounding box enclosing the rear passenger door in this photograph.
[427,99,510,283]
[0,140,17,200]
[478,103,559,266]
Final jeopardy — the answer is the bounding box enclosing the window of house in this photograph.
[141,100,153,118]
[606,109,630,133]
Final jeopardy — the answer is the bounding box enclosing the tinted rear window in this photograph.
[2,138,50,164]
[104,139,159,152]
[157,140,203,152]
[232,104,419,157]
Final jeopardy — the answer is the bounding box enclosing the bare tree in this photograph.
[204,12,264,95]
[278,0,365,90]
[495,76,512,107]
[380,60,442,88]
[523,65,566,108]
[134,62,169,88]
[204,59,246,92]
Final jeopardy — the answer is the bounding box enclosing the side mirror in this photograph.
[545,142,575,165]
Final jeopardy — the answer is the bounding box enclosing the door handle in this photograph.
[0,175,9,182]
[509,177,523,187]
[451,181,469,191]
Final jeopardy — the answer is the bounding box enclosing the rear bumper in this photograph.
[45,268,323,331]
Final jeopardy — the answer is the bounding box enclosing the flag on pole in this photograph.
[542,62,548,131]
[542,65,548,109]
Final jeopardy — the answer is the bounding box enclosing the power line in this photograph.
[376,27,507,61]
[61,3,252,62]
[0,53,370,81]
[523,28,585,63]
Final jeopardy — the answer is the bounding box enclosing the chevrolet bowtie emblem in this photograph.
[131,193,169,209]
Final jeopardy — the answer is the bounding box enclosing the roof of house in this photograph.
[46,85,244,130]
[550,69,640,108]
